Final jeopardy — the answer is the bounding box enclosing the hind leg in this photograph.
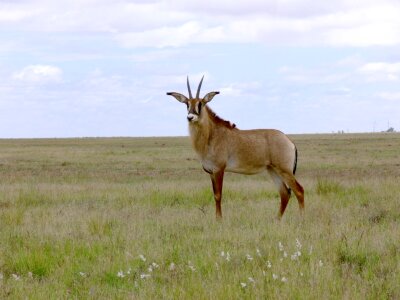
[268,168,292,218]
[272,167,305,213]
[278,183,291,218]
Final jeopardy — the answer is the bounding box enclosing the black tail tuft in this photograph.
[287,145,298,196]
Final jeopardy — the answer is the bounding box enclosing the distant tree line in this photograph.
[333,127,396,134]
[384,127,395,133]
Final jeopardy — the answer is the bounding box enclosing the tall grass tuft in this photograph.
[316,178,344,195]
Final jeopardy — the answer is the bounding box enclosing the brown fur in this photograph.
[167,82,304,219]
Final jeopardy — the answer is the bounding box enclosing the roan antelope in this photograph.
[167,76,304,219]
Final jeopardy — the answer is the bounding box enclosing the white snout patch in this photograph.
[187,113,199,122]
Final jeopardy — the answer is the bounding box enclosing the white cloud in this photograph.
[358,62,400,81]
[0,1,187,32]
[167,0,370,17]
[359,62,400,73]
[2,0,400,47]
[116,4,400,48]
[129,49,183,63]
[115,21,255,49]
[219,82,261,97]
[324,5,400,47]
[219,85,243,97]
[116,22,202,48]
[279,66,350,85]
[376,92,400,101]
[0,6,36,22]
[12,65,63,83]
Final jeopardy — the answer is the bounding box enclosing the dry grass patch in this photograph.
[0,134,399,299]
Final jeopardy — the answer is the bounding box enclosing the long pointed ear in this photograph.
[166,92,188,103]
[203,91,220,103]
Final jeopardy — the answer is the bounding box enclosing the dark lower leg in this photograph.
[293,180,304,210]
[210,169,225,219]
[279,184,291,218]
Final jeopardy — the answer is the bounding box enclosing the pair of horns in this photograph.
[187,75,204,99]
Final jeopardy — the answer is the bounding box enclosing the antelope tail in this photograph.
[287,145,298,197]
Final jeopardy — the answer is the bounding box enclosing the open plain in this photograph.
[0,133,399,299]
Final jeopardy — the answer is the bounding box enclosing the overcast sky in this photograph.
[1,0,400,137]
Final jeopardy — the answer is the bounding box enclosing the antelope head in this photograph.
[167,76,220,123]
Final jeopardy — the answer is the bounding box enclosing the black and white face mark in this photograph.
[187,100,202,122]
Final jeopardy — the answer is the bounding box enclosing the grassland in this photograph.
[0,133,399,299]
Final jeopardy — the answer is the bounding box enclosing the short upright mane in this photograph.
[206,106,237,129]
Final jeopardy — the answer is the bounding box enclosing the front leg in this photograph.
[210,169,225,219]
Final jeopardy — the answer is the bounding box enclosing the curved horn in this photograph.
[196,75,204,98]
[187,76,193,99]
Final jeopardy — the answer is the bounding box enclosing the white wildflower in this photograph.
[248,277,255,284]
[139,254,146,262]
[278,242,284,251]
[266,260,272,268]
[188,265,196,272]
[140,273,151,279]
[169,262,176,271]
[291,251,301,260]
[220,251,225,257]
[272,273,278,280]
[28,272,33,278]
[188,261,196,272]
[246,254,253,261]
[296,238,302,249]
[283,251,288,258]
[300,272,304,277]
[117,270,125,278]
[281,277,288,282]
[240,282,247,288]
[319,260,323,267]
[148,266,153,272]
[226,252,231,262]
[152,262,159,269]
[256,248,262,257]
[79,272,86,277]
[127,268,131,275]
[12,274,20,281]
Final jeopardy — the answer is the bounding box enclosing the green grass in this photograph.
[0,134,399,299]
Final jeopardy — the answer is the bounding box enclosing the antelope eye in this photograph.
[197,102,202,113]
